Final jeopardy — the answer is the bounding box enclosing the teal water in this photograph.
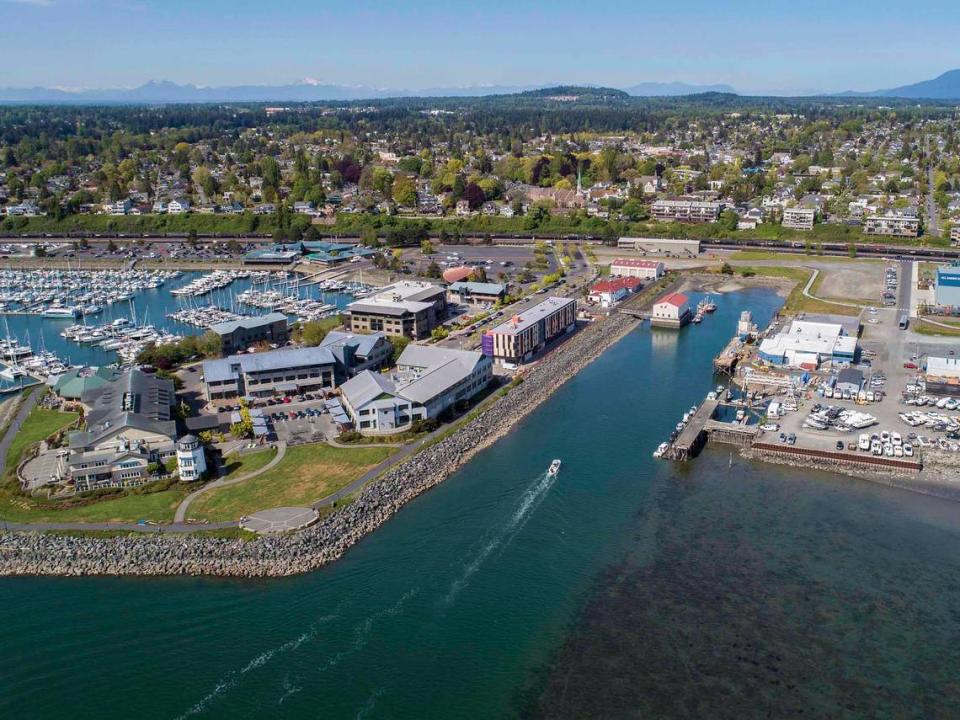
[3,288,960,719]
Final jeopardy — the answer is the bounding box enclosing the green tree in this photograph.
[392,173,417,207]
[420,239,435,255]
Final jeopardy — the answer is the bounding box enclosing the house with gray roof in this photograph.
[210,312,289,354]
[339,345,492,435]
[59,369,178,492]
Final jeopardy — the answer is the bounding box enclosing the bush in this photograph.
[337,430,363,443]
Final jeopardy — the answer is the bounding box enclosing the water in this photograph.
[2,287,960,719]
[0,272,355,368]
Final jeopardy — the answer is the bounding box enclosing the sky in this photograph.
[2,0,959,95]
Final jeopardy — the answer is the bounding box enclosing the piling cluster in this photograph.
[1,309,641,577]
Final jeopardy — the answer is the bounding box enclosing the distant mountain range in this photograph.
[622,81,736,96]
[0,79,738,104]
[839,69,960,99]
[3,70,960,103]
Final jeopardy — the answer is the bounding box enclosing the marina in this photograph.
[0,268,364,378]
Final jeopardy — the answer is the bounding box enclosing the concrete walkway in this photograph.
[801,268,866,310]
[0,388,41,481]
[0,519,237,533]
[173,441,287,523]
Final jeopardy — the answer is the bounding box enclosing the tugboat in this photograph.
[547,459,562,477]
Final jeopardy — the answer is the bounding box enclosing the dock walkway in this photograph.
[669,398,718,460]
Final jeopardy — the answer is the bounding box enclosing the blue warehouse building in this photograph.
[935,265,960,308]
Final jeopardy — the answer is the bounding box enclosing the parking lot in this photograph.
[759,262,960,458]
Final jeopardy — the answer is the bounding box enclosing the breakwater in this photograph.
[0,307,643,577]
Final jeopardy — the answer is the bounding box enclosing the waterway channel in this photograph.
[2,287,959,719]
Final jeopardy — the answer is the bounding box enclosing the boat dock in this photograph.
[668,398,718,460]
[713,335,743,374]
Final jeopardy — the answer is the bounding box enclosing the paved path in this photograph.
[0,519,236,533]
[801,267,866,310]
[0,388,41,481]
[173,441,287,523]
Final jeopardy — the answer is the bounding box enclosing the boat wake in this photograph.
[172,609,340,720]
[318,589,418,671]
[442,468,557,606]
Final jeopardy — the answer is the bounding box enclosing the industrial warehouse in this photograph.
[757,316,860,369]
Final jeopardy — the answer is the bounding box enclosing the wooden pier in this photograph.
[669,398,718,460]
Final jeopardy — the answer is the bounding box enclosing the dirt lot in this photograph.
[813,260,886,301]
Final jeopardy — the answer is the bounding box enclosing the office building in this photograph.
[346,281,448,339]
[340,345,492,435]
[210,312,289,355]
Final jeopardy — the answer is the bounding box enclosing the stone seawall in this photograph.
[1,310,643,578]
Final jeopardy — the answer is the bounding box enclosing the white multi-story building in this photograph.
[864,214,919,237]
[782,207,816,231]
[651,199,722,223]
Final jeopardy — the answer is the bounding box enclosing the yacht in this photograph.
[547,459,562,477]
[43,305,81,319]
[653,442,669,459]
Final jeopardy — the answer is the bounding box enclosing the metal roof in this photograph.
[489,296,576,336]
[210,312,288,336]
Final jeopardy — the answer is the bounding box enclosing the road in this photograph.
[927,162,940,238]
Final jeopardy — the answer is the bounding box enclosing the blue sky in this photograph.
[2,0,960,94]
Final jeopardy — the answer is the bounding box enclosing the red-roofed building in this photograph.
[651,292,691,328]
[609,258,665,280]
[588,277,643,307]
[442,266,474,284]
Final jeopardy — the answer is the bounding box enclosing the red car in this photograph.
[903,362,918,369]
[282,396,292,404]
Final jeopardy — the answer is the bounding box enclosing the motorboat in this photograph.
[547,459,562,477]
[653,442,669,459]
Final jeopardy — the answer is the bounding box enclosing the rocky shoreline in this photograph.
[0,306,643,578]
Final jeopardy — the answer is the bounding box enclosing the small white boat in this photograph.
[547,459,562,477]
[653,442,669,459]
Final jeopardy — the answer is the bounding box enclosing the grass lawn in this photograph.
[4,406,78,481]
[220,447,277,478]
[914,318,960,336]
[0,483,193,524]
[187,443,394,522]
[729,250,880,263]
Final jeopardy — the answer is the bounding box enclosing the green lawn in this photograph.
[4,405,78,481]
[0,483,193,524]
[220,447,277,478]
[729,250,882,264]
[914,318,960,336]
[188,443,394,522]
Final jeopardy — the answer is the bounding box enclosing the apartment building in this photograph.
[482,296,577,365]
[782,207,816,231]
[863,214,920,237]
[651,199,722,223]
